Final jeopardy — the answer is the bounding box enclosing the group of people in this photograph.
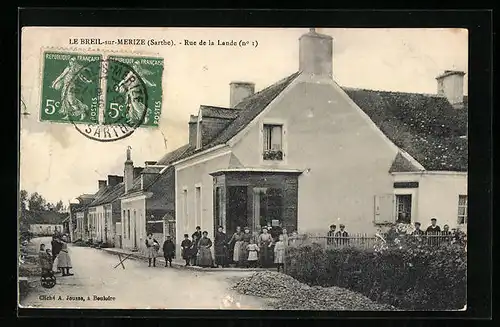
[175,224,292,271]
[39,233,74,277]
[326,224,350,246]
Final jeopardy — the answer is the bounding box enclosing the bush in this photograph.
[285,239,466,310]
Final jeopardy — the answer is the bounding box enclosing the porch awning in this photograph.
[209,167,303,177]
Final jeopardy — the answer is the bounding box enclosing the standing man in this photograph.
[193,226,202,244]
[426,218,441,247]
[327,224,336,246]
[426,218,441,233]
[335,224,349,247]
[412,222,425,235]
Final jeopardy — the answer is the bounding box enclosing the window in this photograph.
[127,210,131,239]
[215,187,222,229]
[258,188,284,227]
[458,195,468,224]
[123,210,126,238]
[195,186,202,229]
[182,189,188,231]
[263,124,283,160]
[395,194,412,224]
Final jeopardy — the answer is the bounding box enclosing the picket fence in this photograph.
[287,231,465,250]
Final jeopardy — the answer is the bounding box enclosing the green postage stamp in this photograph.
[105,55,164,128]
[41,52,102,124]
[40,51,164,129]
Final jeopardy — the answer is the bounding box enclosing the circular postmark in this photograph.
[62,56,148,142]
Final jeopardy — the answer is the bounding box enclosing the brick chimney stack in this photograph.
[299,28,333,78]
[98,180,107,190]
[124,146,134,194]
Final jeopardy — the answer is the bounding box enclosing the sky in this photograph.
[20,27,468,204]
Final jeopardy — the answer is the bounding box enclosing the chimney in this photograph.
[107,175,124,187]
[124,146,134,194]
[98,180,107,190]
[133,167,144,179]
[299,28,333,78]
[188,115,198,147]
[230,82,255,108]
[436,70,466,107]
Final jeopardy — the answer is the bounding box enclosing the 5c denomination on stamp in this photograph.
[41,52,102,124]
[106,55,164,128]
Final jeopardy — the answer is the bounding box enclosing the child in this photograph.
[162,235,176,267]
[274,234,286,272]
[180,234,193,266]
[246,239,260,268]
[38,244,53,276]
[190,234,199,266]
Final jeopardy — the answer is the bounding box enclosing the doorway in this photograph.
[226,186,247,234]
[395,194,412,223]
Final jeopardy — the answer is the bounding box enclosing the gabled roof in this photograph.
[207,72,300,147]
[89,182,125,207]
[125,144,193,196]
[156,144,193,166]
[169,71,301,164]
[343,88,468,171]
[200,105,241,120]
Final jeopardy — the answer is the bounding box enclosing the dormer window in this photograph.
[263,124,283,161]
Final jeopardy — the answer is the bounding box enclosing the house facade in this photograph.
[171,27,468,256]
[29,224,63,236]
[87,175,124,246]
[119,146,184,251]
[73,194,95,241]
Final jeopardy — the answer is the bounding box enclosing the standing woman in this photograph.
[228,226,243,266]
[57,236,74,276]
[145,233,159,267]
[258,227,274,268]
[240,227,252,268]
[214,226,228,268]
[197,231,214,268]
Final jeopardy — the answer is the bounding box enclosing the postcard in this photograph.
[19,27,468,311]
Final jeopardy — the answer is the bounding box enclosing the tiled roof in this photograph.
[156,144,193,165]
[343,88,468,171]
[125,144,193,195]
[168,71,300,164]
[89,182,125,207]
[141,166,164,174]
[200,105,241,120]
[208,72,300,147]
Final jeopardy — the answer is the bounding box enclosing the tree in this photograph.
[20,190,28,212]
[28,192,47,212]
[55,200,64,213]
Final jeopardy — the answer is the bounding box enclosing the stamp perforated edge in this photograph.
[37,46,164,127]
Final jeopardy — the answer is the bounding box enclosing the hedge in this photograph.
[284,242,466,310]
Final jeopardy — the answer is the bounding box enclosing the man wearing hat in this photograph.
[327,224,336,246]
[335,224,349,246]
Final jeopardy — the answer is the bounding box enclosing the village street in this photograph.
[20,237,269,310]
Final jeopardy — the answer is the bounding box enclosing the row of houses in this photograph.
[71,28,468,258]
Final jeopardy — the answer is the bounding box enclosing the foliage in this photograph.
[285,228,467,310]
[19,190,69,228]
